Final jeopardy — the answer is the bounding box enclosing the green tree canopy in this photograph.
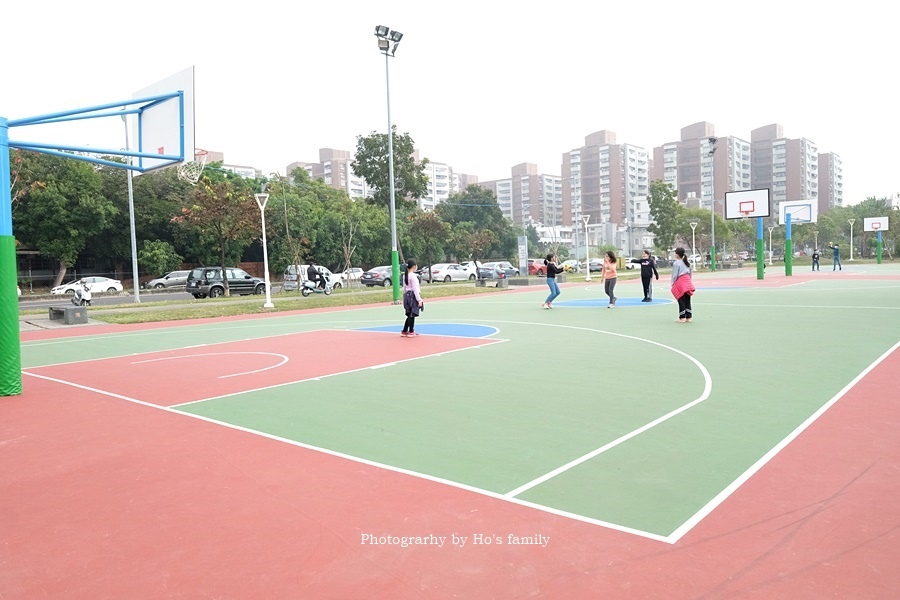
[647,180,682,253]
[352,127,429,209]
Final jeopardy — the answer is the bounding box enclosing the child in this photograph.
[670,247,696,323]
[812,248,820,271]
[599,250,618,308]
[542,253,564,309]
[401,258,423,336]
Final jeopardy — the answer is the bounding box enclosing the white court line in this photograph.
[702,303,900,310]
[132,352,289,379]
[666,338,900,544]
[22,368,669,544]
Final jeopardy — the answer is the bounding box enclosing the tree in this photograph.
[435,185,514,269]
[406,210,450,276]
[172,176,259,295]
[138,240,184,277]
[352,127,429,209]
[11,150,117,286]
[647,180,682,253]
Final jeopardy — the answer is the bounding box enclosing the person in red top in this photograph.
[599,250,618,308]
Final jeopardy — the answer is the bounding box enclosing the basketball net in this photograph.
[176,149,208,185]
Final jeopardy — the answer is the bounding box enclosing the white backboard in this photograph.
[725,189,771,220]
[131,66,195,174]
[864,217,890,232]
[778,200,818,225]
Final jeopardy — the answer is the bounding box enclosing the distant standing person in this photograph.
[671,247,696,323]
[812,248,820,271]
[828,242,842,271]
[600,250,618,308]
[400,258,423,337]
[542,253,564,309]
[705,251,711,268]
[630,250,659,302]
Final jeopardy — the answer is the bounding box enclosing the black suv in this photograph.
[185,267,267,299]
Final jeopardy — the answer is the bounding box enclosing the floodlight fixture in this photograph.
[375,25,389,37]
[389,30,403,43]
[378,38,390,52]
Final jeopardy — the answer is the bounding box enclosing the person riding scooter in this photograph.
[306,260,325,290]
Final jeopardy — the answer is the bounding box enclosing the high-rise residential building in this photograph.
[415,156,478,211]
[286,148,371,199]
[750,124,818,210]
[562,131,650,253]
[479,163,562,226]
[817,153,843,213]
[650,122,751,213]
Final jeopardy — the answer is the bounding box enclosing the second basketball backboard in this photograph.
[725,189,771,220]
[778,200,818,225]
[864,217,890,232]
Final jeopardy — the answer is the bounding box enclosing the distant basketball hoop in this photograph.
[177,148,208,185]
[872,222,882,231]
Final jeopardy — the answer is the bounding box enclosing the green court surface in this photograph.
[22,264,900,540]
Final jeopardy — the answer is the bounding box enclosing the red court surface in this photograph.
[2,331,899,597]
[23,329,497,406]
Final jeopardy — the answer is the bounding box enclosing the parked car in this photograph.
[51,276,123,295]
[142,270,190,289]
[337,268,364,285]
[623,257,638,270]
[561,259,581,273]
[478,261,519,279]
[422,263,475,283]
[361,265,394,287]
[528,259,546,276]
[283,264,340,290]
[185,267,266,299]
[588,258,604,272]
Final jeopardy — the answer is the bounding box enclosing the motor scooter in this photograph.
[71,284,92,307]
[300,276,333,297]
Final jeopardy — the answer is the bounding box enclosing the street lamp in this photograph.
[704,137,719,271]
[689,221,698,266]
[254,188,274,309]
[582,215,592,281]
[848,218,856,261]
[768,225,775,265]
[375,25,403,303]
[814,229,818,250]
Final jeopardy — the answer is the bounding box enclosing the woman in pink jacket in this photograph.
[670,247,696,323]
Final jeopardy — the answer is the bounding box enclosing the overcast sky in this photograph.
[3,0,896,205]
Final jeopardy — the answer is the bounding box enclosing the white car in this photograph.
[51,276,123,295]
[422,263,475,283]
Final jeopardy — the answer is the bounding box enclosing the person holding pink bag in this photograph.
[670,247,696,323]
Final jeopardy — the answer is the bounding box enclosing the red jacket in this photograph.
[671,272,695,300]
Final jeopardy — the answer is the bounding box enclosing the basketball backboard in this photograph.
[131,66,195,174]
[778,200,817,225]
[725,189,771,220]
[864,217,890,232]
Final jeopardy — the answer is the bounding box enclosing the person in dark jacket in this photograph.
[306,260,323,289]
[630,250,659,302]
[828,243,842,271]
[542,254,564,309]
[812,248,820,271]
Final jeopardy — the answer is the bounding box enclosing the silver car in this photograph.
[423,263,475,283]
[143,270,190,289]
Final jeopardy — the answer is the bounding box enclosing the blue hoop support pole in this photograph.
[785,213,793,276]
[756,217,765,280]
[0,116,23,396]
[877,230,883,264]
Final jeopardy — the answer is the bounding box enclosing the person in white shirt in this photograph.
[401,258,424,337]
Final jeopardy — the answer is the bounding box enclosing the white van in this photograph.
[283,264,337,291]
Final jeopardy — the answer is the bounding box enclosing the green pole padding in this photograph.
[391,249,401,304]
[877,234,883,264]
[756,238,765,280]
[785,239,793,276]
[709,245,716,272]
[0,235,22,396]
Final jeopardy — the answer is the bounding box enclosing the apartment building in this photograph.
[479,163,562,226]
[817,152,844,213]
[286,148,371,199]
[750,124,818,210]
[415,156,478,211]
[562,131,650,253]
[650,122,751,214]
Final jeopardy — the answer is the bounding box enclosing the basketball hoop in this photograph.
[176,148,208,185]
[872,223,882,231]
[739,210,752,220]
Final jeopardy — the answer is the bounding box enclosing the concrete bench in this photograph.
[721,262,744,270]
[475,278,509,289]
[48,305,88,325]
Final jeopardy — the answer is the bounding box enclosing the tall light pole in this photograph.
[689,221,698,265]
[255,188,274,309]
[375,25,403,303]
[122,114,141,303]
[582,215,592,281]
[768,225,775,265]
[848,218,856,261]
[704,137,719,271]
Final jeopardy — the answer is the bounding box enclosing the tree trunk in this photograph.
[53,259,68,288]
[220,244,230,296]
